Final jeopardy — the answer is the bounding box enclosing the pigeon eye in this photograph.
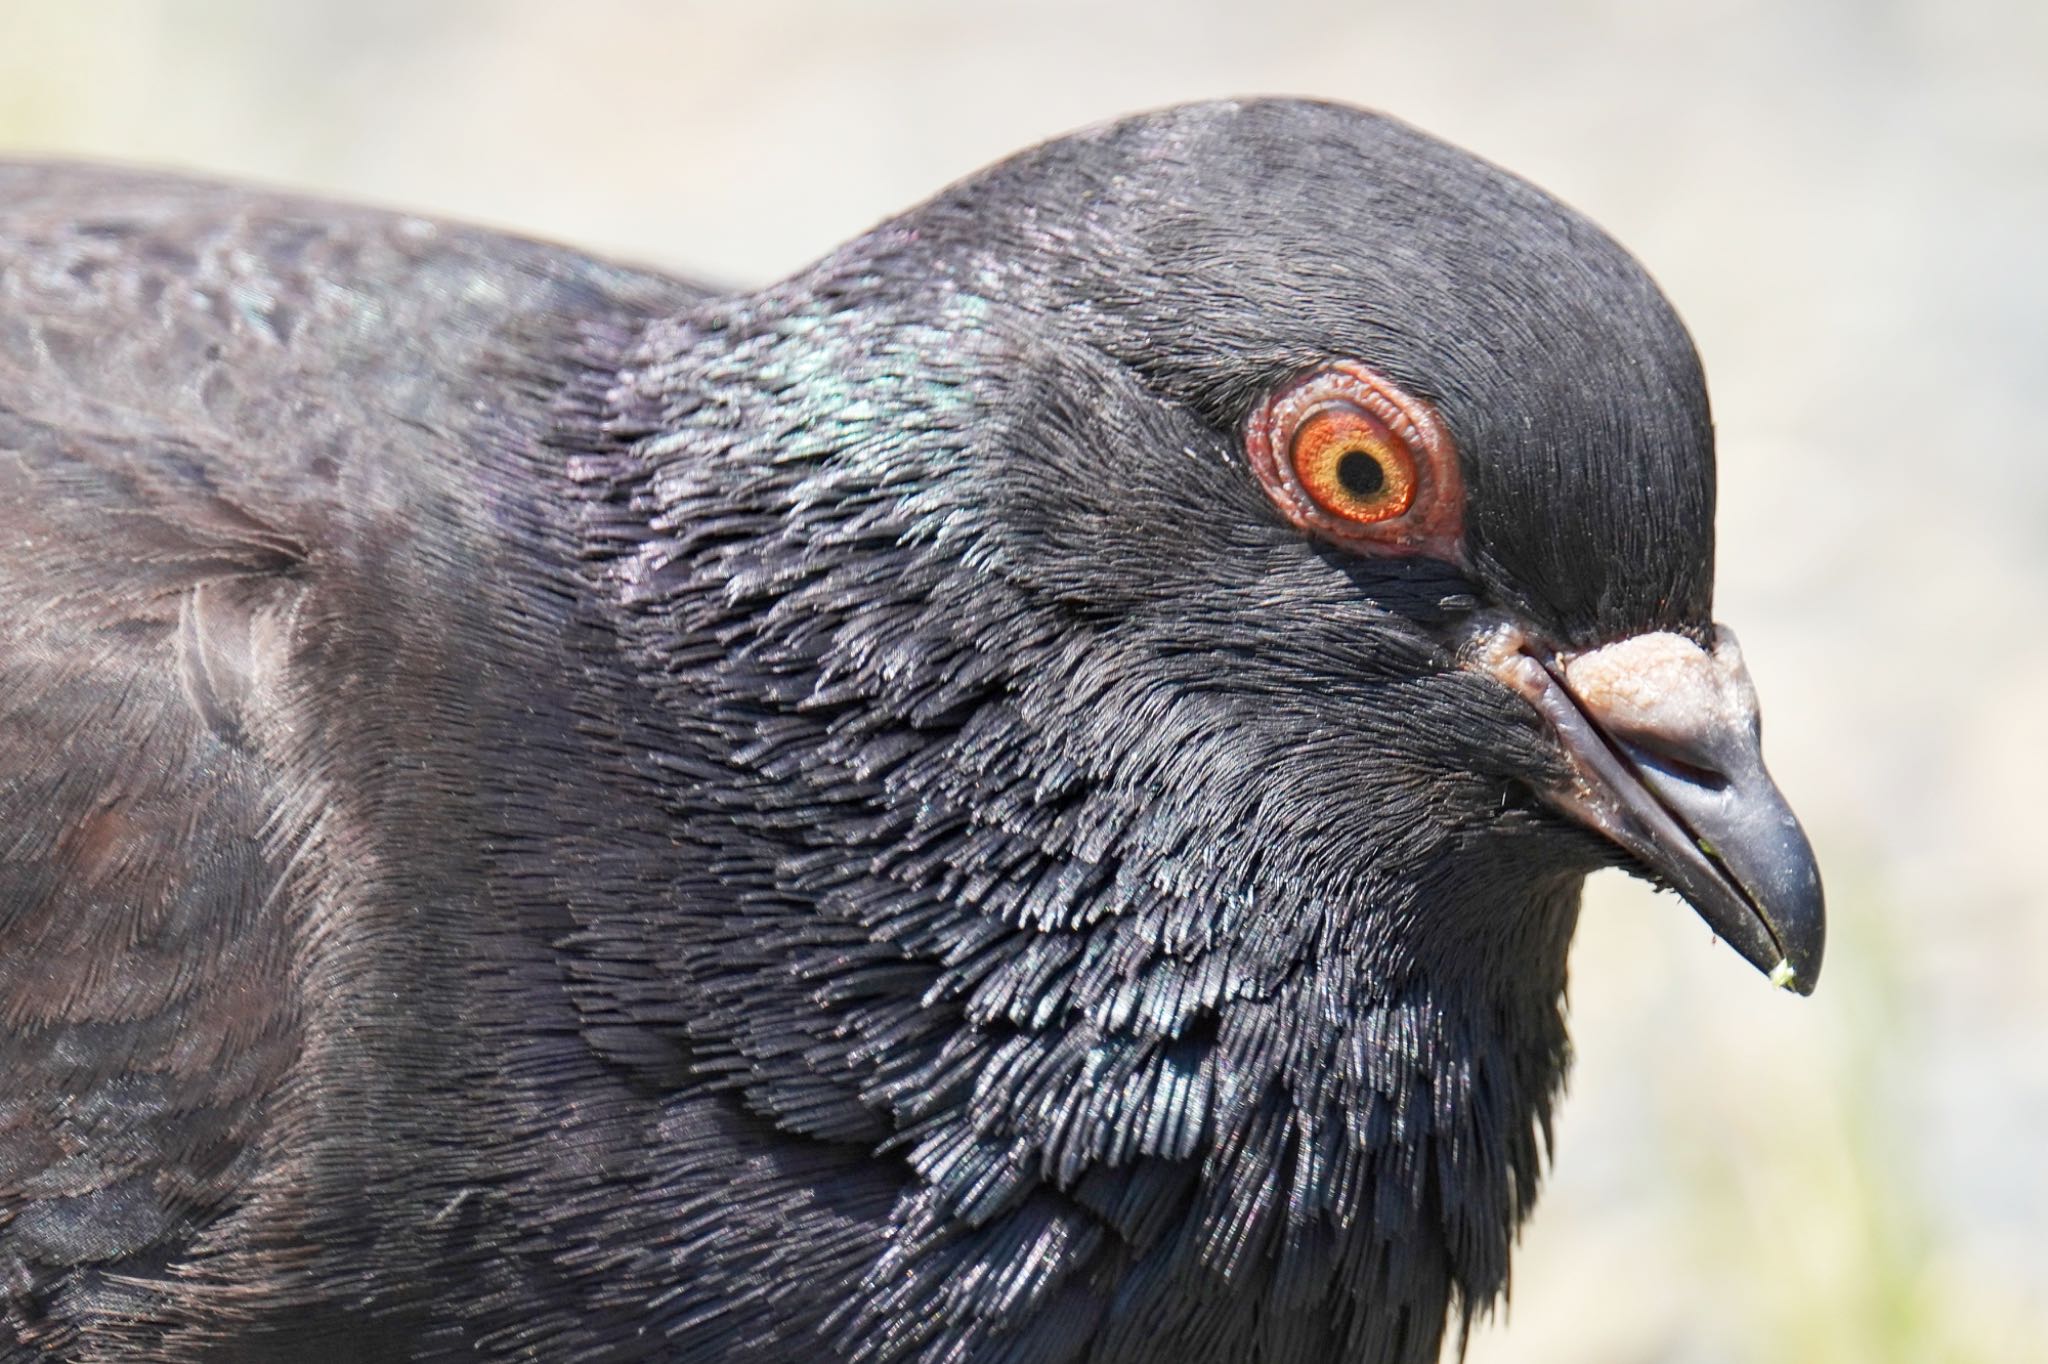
[1289,406,1415,523]
[1246,361,1467,561]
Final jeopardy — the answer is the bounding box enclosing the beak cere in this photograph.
[1477,624,1826,993]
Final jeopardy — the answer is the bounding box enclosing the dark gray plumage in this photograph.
[0,100,1821,1362]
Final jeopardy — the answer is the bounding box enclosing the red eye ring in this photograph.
[1246,361,1466,561]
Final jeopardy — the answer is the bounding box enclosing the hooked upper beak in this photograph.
[1474,623,1826,994]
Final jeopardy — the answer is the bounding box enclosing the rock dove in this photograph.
[0,99,1823,1363]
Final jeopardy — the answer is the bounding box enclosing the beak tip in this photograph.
[1754,844,1826,996]
[1767,953,1819,996]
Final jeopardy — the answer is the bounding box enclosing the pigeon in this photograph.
[0,98,1823,1363]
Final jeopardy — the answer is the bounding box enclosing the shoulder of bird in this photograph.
[0,99,1820,1363]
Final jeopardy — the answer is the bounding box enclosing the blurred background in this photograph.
[3,2,2042,1359]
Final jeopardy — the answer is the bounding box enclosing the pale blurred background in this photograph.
[3,2,2042,1360]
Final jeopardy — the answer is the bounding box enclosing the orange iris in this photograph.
[1288,405,1417,524]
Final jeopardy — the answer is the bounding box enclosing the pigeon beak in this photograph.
[1474,623,1826,994]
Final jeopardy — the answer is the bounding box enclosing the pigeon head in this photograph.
[582,97,1823,1356]
[705,96,1820,987]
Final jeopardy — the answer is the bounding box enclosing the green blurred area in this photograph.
[3,2,2043,1359]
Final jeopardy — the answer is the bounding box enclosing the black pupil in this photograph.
[1336,448,1386,499]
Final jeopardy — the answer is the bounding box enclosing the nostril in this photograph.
[1617,736,1732,793]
